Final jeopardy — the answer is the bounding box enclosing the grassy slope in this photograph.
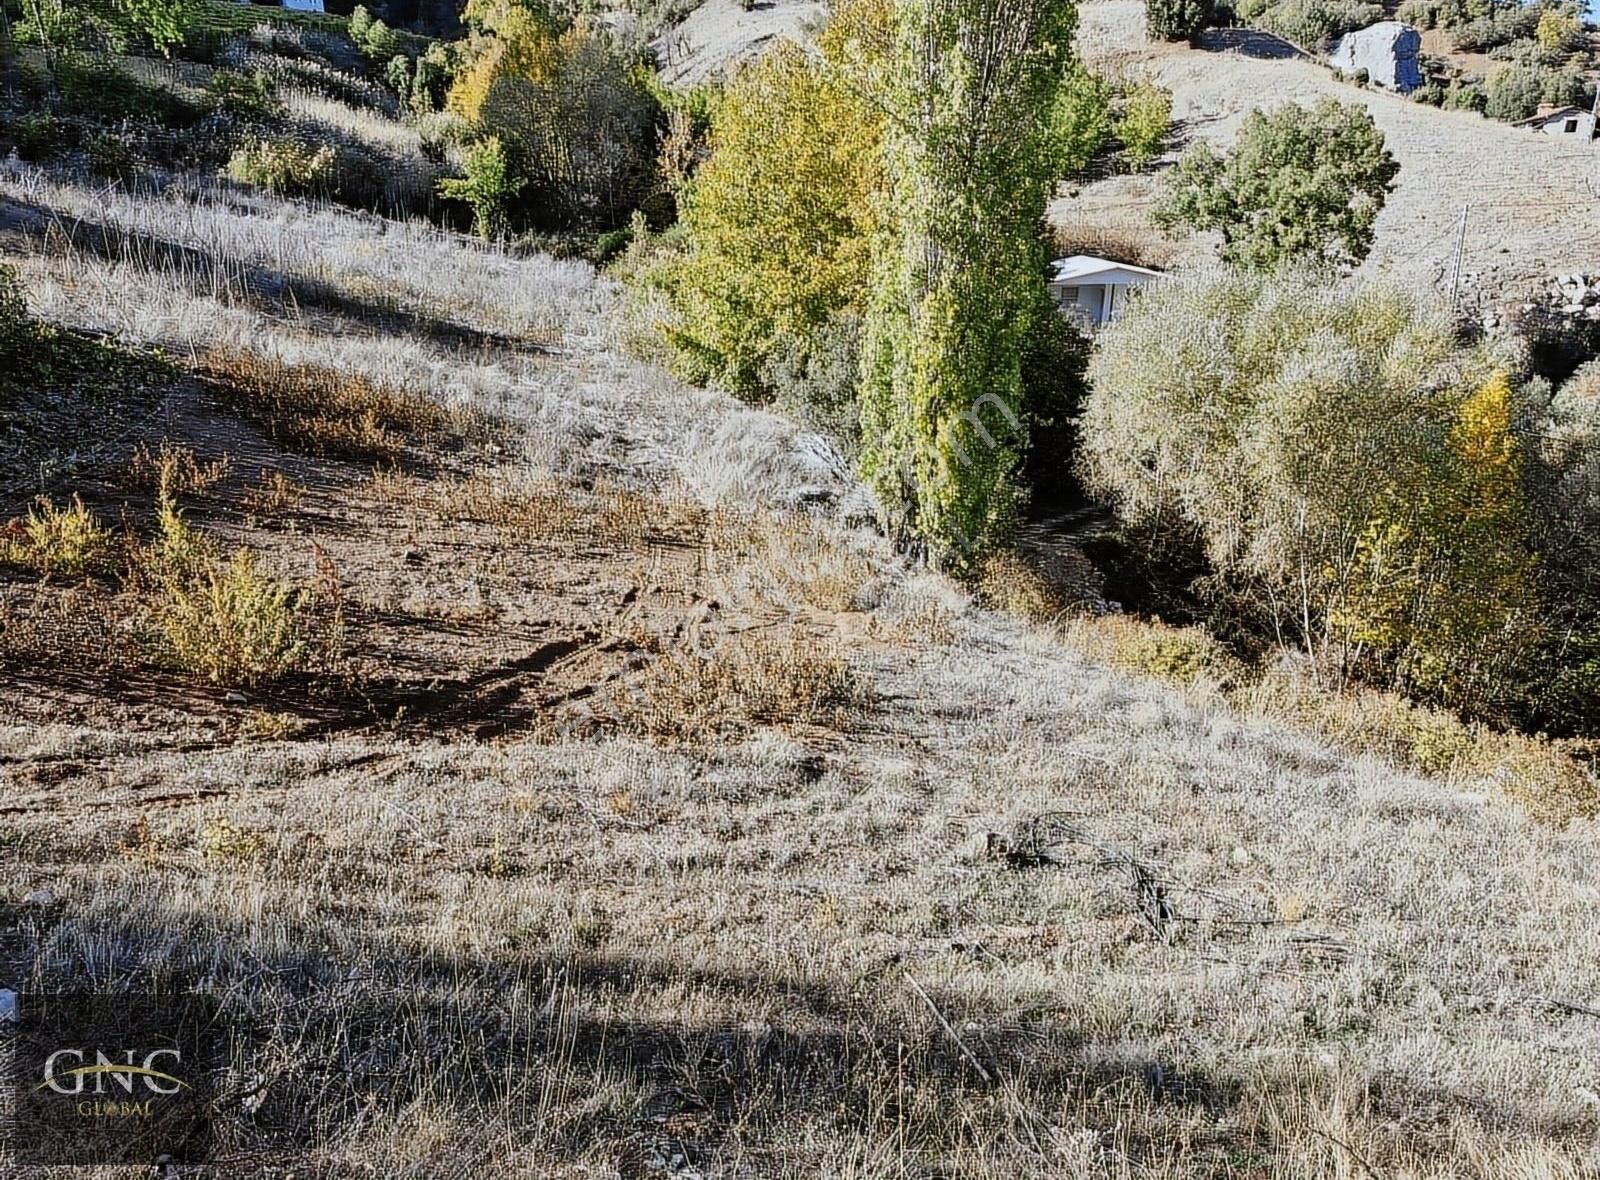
[0,161,1597,1177]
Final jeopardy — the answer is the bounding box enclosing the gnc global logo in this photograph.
[35,1049,188,1117]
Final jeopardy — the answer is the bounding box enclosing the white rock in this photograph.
[22,888,53,906]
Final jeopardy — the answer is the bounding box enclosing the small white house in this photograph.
[1049,255,1163,328]
[1514,103,1597,140]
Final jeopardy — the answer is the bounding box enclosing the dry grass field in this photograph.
[2,162,1600,1175]
[1055,0,1600,301]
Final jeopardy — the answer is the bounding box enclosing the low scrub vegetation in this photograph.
[203,348,457,464]
[0,495,118,579]
[619,629,860,738]
[1234,0,1383,51]
[1075,264,1600,761]
[156,542,307,687]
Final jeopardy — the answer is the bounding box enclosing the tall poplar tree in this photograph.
[859,0,1078,569]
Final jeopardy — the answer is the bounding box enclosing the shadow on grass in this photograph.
[0,193,561,357]
[0,901,1260,1175]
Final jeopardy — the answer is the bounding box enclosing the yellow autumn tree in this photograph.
[446,0,560,121]
[653,0,892,395]
[1335,371,1541,706]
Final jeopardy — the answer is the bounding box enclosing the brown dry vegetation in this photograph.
[2,165,1600,1179]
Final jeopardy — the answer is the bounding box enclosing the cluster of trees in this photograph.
[439,0,662,232]
[648,0,1172,567]
[1082,265,1600,730]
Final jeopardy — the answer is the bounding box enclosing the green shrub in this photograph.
[1146,0,1215,41]
[207,68,283,119]
[1156,98,1397,270]
[227,136,336,196]
[1395,0,1438,28]
[654,34,882,396]
[5,110,66,161]
[1118,79,1172,170]
[86,131,135,180]
[1235,0,1382,49]
[1051,61,1113,177]
[1536,7,1583,54]
[1443,79,1487,111]
[437,135,522,239]
[760,310,865,457]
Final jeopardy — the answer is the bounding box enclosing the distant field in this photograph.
[189,0,351,39]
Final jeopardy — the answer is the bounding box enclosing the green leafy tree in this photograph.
[470,23,660,227]
[1145,0,1213,41]
[438,136,523,239]
[1484,63,1587,122]
[859,0,1079,568]
[654,1,890,394]
[1536,7,1582,52]
[1118,78,1171,169]
[1155,98,1398,270]
[1050,60,1112,177]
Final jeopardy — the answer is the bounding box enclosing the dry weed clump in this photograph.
[158,547,307,688]
[242,469,307,519]
[978,551,1077,623]
[1050,222,1181,271]
[1245,662,1480,777]
[124,440,231,497]
[619,629,859,738]
[1484,734,1600,825]
[0,495,118,578]
[138,483,317,688]
[369,470,702,547]
[199,815,268,864]
[725,513,877,613]
[870,602,958,647]
[202,348,457,464]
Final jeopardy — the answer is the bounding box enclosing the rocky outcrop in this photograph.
[1329,21,1423,93]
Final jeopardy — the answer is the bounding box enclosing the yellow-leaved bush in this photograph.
[651,5,890,395]
[1333,371,1541,708]
[446,0,560,122]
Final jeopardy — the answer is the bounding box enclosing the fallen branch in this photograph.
[903,972,993,1084]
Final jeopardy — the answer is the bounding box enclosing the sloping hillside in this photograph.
[1057,0,1600,301]
[2,161,1600,1175]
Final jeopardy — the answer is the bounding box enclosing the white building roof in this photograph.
[1051,254,1164,283]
